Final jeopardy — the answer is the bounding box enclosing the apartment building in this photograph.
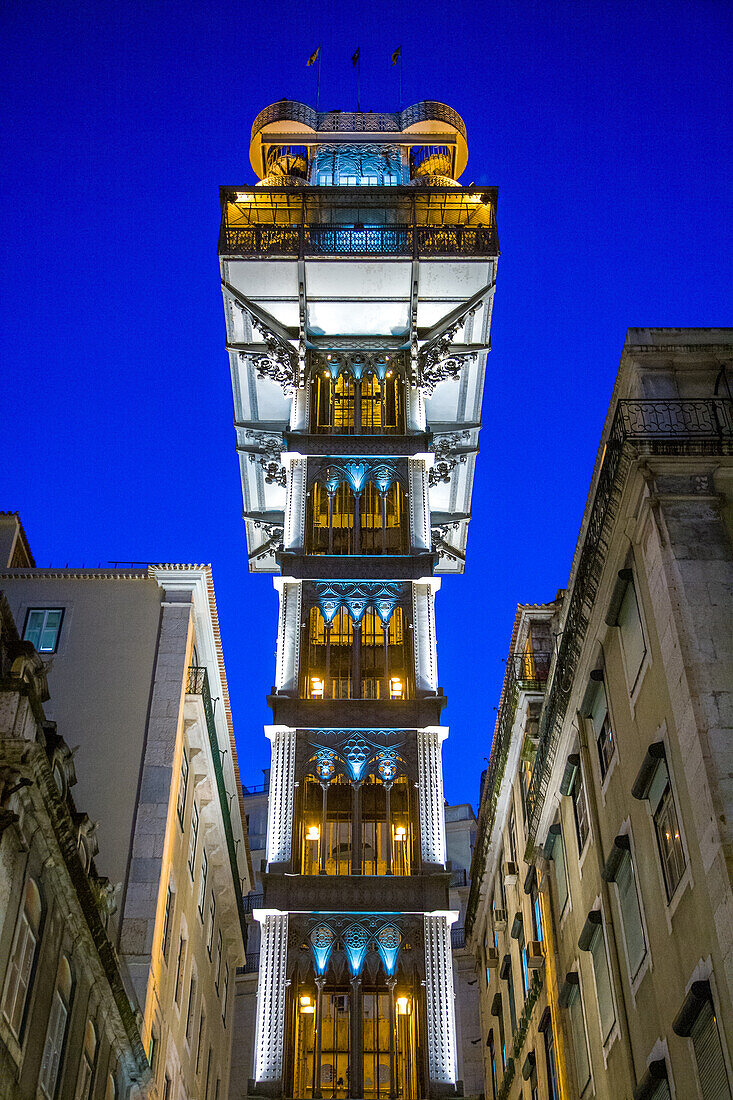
[0,592,151,1099]
[0,515,251,1100]
[468,329,733,1100]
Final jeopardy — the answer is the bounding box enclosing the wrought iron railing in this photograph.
[243,892,264,914]
[236,952,260,975]
[451,926,466,949]
[449,868,468,888]
[524,397,733,847]
[186,666,247,937]
[496,971,543,1100]
[250,100,467,143]
[219,222,499,258]
[465,652,552,935]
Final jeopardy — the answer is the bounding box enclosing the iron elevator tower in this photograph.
[218,98,498,1100]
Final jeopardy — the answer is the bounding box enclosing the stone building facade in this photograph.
[467,329,733,1100]
[0,592,151,1099]
[1,521,251,1100]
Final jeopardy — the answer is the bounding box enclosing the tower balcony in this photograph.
[219,216,498,260]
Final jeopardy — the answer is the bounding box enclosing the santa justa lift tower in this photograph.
[218,98,498,1100]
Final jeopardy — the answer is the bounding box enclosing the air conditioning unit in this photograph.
[494,908,507,930]
[486,948,500,968]
[503,860,519,886]
[527,940,544,968]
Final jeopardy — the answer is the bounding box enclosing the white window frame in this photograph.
[23,608,65,653]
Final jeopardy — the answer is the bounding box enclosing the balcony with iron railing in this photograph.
[186,666,247,937]
[524,396,733,847]
[219,220,498,259]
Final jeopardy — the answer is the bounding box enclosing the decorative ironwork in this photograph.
[428,432,471,487]
[523,398,733,851]
[243,892,265,913]
[310,458,402,496]
[303,732,407,786]
[464,651,553,935]
[307,349,406,381]
[233,303,297,392]
[220,222,498,259]
[307,580,407,625]
[450,925,466,948]
[246,433,287,487]
[496,972,543,1100]
[250,99,467,143]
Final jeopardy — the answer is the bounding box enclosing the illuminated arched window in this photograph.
[1,877,43,1040]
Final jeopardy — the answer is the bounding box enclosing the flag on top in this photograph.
[352,47,360,67]
[391,46,402,65]
[307,46,320,66]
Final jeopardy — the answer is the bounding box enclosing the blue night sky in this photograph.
[2,0,731,807]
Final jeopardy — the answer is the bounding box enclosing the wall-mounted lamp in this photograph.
[311,677,325,698]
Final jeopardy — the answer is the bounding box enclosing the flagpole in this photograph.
[399,52,403,111]
[317,49,321,111]
[357,55,361,112]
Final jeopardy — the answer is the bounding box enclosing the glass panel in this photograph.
[38,610,63,652]
[572,769,590,852]
[653,781,686,899]
[23,610,45,649]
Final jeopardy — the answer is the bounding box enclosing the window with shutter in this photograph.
[589,927,615,1042]
[616,853,646,980]
[692,1000,730,1100]
[567,984,591,1094]
[617,580,646,689]
[2,879,42,1039]
[39,989,68,1096]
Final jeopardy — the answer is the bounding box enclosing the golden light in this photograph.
[300,994,312,1007]
[396,996,409,1015]
[307,825,321,841]
[311,677,325,698]
[390,677,403,699]
[235,192,254,202]
[394,825,406,840]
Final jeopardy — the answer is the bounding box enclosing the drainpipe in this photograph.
[576,708,637,1094]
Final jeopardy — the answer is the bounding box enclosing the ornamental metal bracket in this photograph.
[222,280,298,393]
[418,281,495,395]
[427,431,472,486]
[243,431,287,487]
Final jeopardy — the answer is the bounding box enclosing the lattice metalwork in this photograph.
[424,914,457,1084]
[266,728,296,864]
[254,912,289,1081]
[417,729,446,865]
